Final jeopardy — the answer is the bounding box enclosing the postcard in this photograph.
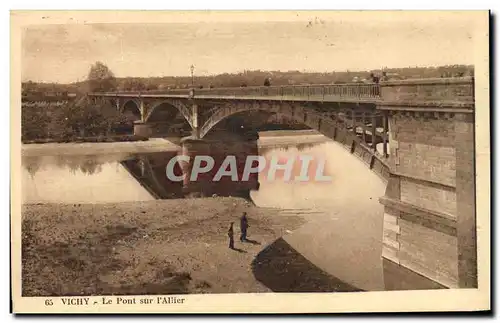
[10,10,491,314]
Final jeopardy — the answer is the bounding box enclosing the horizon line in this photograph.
[22,63,475,85]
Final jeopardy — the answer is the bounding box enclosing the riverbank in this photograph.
[22,197,313,296]
[22,134,148,145]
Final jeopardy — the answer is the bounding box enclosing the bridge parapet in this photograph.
[89,77,474,109]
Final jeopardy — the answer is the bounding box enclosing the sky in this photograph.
[20,11,481,84]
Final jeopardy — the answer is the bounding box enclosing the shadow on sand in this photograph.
[230,247,248,253]
[242,238,261,245]
[251,238,362,292]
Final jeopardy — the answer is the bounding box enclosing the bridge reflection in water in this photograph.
[120,137,260,200]
[119,133,329,201]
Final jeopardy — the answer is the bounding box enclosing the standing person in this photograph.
[228,222,235,249]
[263,78,271,96]
[240,212,249,242]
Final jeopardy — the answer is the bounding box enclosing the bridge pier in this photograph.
[133,121,155,137]
[133,121,174,138]
[371,114,377,151]
[379,111,462,288]
[455,113,477,288]
[378,78,476,289]
[382,112,389,157]
[179,137,212,197]
[189,103,201,139]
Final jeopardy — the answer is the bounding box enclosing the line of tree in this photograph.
[20,61,475,143]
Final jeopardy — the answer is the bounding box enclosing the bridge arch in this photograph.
[120,99,142,121]
[199,101,390,182]
[144,99,194,128]
[200,101,347,137]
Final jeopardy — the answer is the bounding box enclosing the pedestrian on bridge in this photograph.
[240,212,249,242]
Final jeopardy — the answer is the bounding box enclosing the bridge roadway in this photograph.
[88,77,477,289]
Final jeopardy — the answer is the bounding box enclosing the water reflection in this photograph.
[23,153,135,177]
[22,155,155,204]
[21,140,333,204]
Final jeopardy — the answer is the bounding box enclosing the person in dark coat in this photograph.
[240,212,249,242]
[370,73,380,84]
[228,222,235,249]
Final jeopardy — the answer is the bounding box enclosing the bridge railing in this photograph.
[189,83,381,100]
[88,77,474,106]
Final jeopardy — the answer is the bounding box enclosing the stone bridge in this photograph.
[88,77,476,290]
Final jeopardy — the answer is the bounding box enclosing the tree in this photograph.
[21,104,51,141]
[49,97,130,138]
[50,97,106,137]
[122,79,146,91]
[87,61,117,93]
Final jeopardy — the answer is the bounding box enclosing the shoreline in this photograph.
[22,197,349,296]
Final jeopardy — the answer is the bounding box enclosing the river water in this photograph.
[21,134,436,291]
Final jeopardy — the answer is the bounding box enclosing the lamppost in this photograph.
[190,64,195,87]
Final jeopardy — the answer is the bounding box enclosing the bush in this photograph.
[21,96,139,143]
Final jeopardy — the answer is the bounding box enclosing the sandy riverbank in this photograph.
[20,130,328,157]
[21,138,181,157]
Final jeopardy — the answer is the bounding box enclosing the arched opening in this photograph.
[201,105,389,162]
[208,110,311,137]
[145,102,192,137]
[202,110,315,143]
